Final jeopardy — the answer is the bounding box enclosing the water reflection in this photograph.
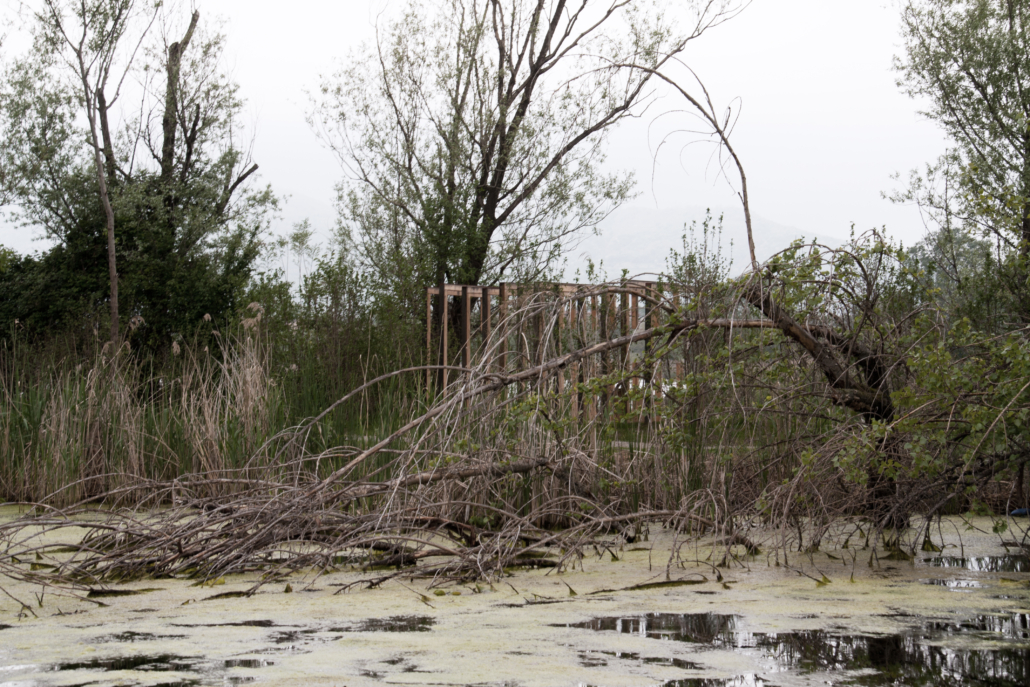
[925,555,1030,573]
[52,654,200,672]
[664,678,764,687]
[564,612,1030,686]
[331,615,435,633]
[921,578,985,590]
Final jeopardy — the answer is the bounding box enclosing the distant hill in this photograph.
[568,204,846,280]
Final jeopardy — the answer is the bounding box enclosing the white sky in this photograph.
[1,0,946,273]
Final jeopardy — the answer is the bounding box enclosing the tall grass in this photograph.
[0,311,428,506]
[0,332,277,504]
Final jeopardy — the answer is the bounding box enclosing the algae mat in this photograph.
[2,517,1029,686]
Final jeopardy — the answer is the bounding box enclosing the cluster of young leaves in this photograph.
[892,318,1030,480]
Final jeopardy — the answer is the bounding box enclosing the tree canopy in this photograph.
[0,2,275,348]
[896,0,1030,321]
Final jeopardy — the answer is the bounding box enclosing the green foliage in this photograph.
[313,0,736,300]
[895,0,1030,320]
[0,5,276,350]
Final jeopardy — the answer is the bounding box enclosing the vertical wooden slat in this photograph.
[556,301,564,394]
[426,289,433,393]
[571,296,580,420]
[645,282,656,403]
[481,288,492,362]
[499,283,508,372]
[461,286,471,374]
[626,292,636,411]
[440,284,449,389]
[620,290,630,369]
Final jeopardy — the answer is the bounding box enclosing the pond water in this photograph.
[924,555,1030,573]
[2,516,1030,686]
[562,612,1030,686]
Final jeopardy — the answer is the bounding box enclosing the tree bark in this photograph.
[160,11,199,187]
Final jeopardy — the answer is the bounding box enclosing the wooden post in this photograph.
[481,287,492,364]
[461,286,471,374]
[644,282,656,411]
[556,300,564,394]
[426,288,433,393]
[647,282,660,401]
[621,290,630,367]
[440,282,449,389]
[626,292,634,411]
[571,296,580,421]
[499,283,508,373]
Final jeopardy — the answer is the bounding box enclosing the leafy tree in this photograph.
[0,4,275,348]
[313,0,744,303]
[894,0,1030,322]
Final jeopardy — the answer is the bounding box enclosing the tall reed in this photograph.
[0,332,288,505]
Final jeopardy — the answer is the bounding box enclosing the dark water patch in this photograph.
[0,624,11,630]
[202,590,250,601]
[172,619,281,628]
[330,615,434,632]
[578,648,703,671]
[644,656,704,669]
[920,578,985,589]
[664,679,764,687]
[224,658,274,668]
[95,631,188,643]
[563,612,1030,686]
[578,651,608,667]
[52,653,200,672]
[86,587,162,598]
[564,612,739,644]
[925,555,1030,573]
[924,613,1030,640]
[269,629,320,644]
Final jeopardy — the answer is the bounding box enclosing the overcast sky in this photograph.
[1,0,947,273]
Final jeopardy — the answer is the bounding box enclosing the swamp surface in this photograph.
[2,513,1030,687]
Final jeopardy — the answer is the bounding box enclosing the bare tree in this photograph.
[313,0,745,293]
[31,0,159,343]
[1,2,271,341]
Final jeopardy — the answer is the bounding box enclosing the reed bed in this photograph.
[2,238,1028,595]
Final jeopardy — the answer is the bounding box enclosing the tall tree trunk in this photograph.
[97,92,117,183]
[160,11,199,188]
[77,73,119,343]
[87,119,119,344]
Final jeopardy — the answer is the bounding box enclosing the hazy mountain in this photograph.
[568,204,846,280]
